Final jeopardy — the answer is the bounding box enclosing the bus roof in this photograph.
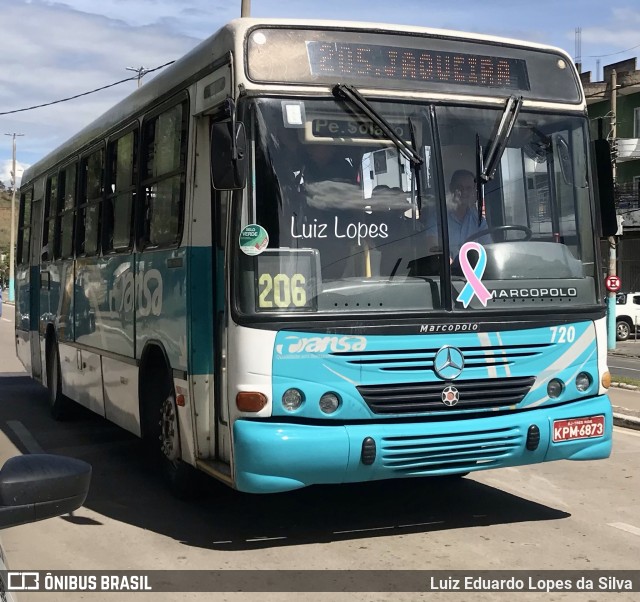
[22,18,576,185]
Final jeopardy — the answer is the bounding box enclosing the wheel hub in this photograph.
[160,396,180,462]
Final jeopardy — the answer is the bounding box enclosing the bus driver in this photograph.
[445,169,486,256]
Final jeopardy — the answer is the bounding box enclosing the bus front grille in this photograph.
[356,376,536,414]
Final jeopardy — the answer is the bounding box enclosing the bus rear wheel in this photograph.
[47,343,72,420]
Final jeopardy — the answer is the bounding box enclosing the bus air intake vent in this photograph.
[381,427,524,475]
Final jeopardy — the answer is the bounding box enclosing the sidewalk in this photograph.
[608,338,640,359]
[606,339,640,428]
[608,387,640,431]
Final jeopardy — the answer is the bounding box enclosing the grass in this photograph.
[610,374,640,387]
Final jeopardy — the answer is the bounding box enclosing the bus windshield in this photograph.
[234,97,597,317]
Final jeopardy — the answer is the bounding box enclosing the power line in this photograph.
[586,41,640,59]
[0,60,175,117]
[126,66,149,88]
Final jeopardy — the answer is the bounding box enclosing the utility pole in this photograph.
[608,70,618,349]
[4,132,24,303]
[241,0,251,17]
[126,66,148,88]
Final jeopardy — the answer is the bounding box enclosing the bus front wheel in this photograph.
[144,377,200,499]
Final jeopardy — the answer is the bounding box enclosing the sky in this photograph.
[1,0,640,186]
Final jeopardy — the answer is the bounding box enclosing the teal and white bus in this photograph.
[15,18,616,495]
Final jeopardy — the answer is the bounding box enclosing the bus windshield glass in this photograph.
[234,97,596,316]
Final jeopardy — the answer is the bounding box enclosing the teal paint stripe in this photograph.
[188,246,215,375]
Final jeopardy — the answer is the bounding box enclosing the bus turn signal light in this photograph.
[236,392,267,412]
[601,371,611,389]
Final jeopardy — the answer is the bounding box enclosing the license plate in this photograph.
[552,415,605,442]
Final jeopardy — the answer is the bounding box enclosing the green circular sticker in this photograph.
[239,224,269,256]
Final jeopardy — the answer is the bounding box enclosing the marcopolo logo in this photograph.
[491,287,578,299]
[276,335,367,355]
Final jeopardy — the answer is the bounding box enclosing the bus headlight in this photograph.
[319,392,341,414]
[575,372,592,392]
[547,379,564,398]
[282,388,304,411]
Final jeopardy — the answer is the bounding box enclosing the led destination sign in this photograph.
[306,41,530,91]
[248,28,580,102]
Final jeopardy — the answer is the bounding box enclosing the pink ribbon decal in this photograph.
[456,242,492,308]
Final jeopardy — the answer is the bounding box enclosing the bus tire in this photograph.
[47,343,72,421]
[144,373,201,499]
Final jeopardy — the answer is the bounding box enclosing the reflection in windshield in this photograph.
[235,98,598,317]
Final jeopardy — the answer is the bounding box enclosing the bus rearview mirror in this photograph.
[210,121,247,190]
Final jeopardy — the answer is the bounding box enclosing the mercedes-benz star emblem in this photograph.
[441,385,460,407]
[433,345,465,380]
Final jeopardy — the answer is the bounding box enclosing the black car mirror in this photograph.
[0,454,91,529]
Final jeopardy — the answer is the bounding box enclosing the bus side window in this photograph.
[105,128,137,253]
[77,148,104,257]
[42,175,58,262]
[140,99,188,249]
[17,188,33,265]
[57,162,77,260]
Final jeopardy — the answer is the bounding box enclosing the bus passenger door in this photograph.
[189,106,231,469]
[212,183,230,463]
[29,197,43,379]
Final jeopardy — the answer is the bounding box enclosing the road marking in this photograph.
[7,420,44,453]
[334,525,396,535]
[614,427,640,438]
[608,522,640,537]
[609,364,640,372]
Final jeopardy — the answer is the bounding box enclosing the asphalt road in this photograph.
[608,354,640,381]
[0,306,638,601]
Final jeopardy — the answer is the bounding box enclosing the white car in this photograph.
[0,454,91,600]
[615,292,640,341]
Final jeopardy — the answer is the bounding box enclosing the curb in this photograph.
[609,352,640,360]
[613,412,640,431]
[611,382,639,391]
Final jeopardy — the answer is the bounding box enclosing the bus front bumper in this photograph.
[232,394,612,493]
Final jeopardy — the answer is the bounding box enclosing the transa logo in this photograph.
[277,335,367,355]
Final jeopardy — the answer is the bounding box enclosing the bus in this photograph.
[15,18,616,495]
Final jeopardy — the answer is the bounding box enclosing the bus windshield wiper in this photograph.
[332,83,423,168]
[476,95,522,224]
[480,95,523,182]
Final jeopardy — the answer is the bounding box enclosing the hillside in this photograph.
[0,189,16,256]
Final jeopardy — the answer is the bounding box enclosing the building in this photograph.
[582,58,640,291]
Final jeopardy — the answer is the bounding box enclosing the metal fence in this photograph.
[616,182,640,210]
